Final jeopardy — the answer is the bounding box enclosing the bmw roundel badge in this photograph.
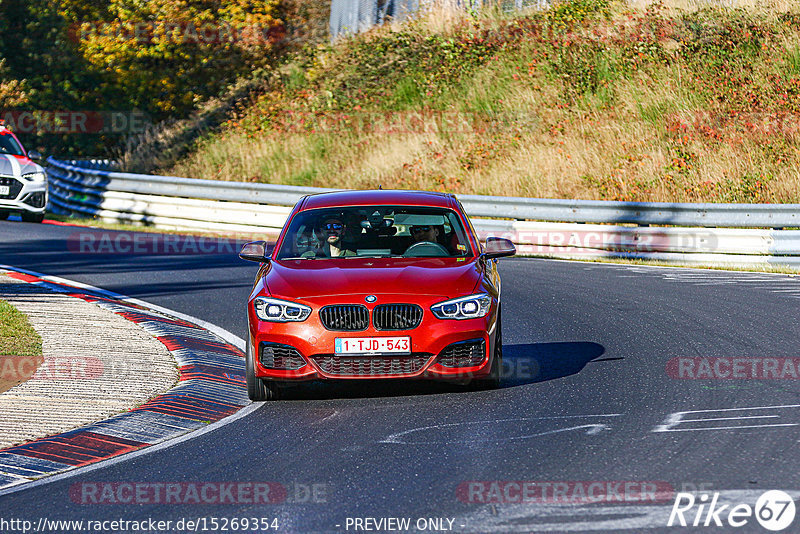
[365,295,377,303]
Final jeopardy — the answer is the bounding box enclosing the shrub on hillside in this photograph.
[72,0,284,117]
[0,0,292,156]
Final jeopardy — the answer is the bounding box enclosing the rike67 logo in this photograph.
[669,490,796,531]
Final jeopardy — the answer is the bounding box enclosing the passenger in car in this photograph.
[409,224,440,244]
[406,224,463,255]
[438,226,465,255]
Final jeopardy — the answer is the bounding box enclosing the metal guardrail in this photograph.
[45,158,800,267]
[457,196,800,228]
[46,159,293,236]
[47,158,332,207]
[48,158,800,228]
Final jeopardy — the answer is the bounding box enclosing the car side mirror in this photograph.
[27,150,42,161]
[239,241,270,262]
[484,237,516,259]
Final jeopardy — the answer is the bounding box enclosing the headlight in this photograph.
[431,293,491,320]
[22,172,46,182]
[254,297,311,322]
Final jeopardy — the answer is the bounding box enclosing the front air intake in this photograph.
[437,339,486,368]
[0,177,22,199]
[259,342,306,370]
[311,354,431,376]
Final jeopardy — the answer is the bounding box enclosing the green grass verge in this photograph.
[0,298,42,358]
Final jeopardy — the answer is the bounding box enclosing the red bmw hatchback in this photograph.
[239,190,515,400]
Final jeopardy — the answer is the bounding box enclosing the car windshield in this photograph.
[0,131,25,157]
[276,205,473,260]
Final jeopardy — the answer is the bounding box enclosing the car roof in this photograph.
[300,190,456,211]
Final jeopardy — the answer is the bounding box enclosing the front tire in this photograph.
[246,338,279,401]
[21,212,44,223]
[472,307,502,390]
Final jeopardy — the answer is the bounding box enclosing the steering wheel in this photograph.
[403,241,450,257]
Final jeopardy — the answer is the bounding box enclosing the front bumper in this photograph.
[248,295,497,381]
[0,176,47,214]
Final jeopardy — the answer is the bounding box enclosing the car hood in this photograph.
[0,154,42,177]
[263,257,483,300]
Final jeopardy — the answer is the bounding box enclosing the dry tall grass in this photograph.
[627,0,794,11]
[155,0,800,203]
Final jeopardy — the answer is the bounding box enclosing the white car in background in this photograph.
[0,124,47,223]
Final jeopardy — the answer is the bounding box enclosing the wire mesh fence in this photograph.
[329,0,553,39]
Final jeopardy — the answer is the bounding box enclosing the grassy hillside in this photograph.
[150,0,800,203]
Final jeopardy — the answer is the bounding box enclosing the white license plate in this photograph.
[335,336,411,355]
[0,186,8,196]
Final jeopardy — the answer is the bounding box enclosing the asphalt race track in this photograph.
[2,219,800,533]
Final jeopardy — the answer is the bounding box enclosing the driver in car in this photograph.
[316,215,357,257]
